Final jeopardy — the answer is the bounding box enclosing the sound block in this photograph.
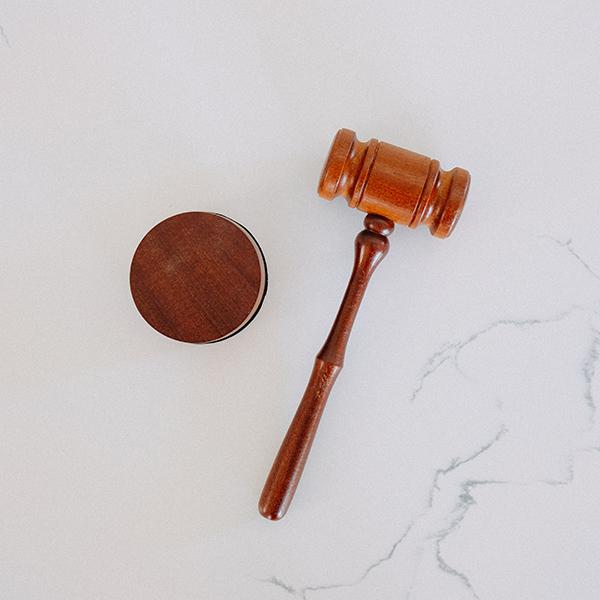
[130,212,267,343]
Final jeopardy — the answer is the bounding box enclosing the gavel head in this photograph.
[318,128,471,238]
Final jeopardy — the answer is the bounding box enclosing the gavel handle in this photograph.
[259,214,394,520]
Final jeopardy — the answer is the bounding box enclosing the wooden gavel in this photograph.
[259,128,471,520]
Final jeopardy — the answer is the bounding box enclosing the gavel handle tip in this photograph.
[258,502,285,521]
[259,477,295,520]
[258,358,340,521]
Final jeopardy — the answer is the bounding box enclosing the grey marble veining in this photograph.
[2,2,600,599]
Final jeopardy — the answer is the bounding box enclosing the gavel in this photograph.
[259,128,471,520]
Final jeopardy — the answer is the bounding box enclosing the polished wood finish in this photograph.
[318,128,470,238]
[130,212,267,344]
[259,129,471,520]
[259,214,394,520]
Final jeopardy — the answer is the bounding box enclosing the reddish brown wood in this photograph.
[318,128,470,238]
[130,212,267,343]
[259,129,471,520]
[259,213,394,520]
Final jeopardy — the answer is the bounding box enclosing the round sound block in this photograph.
[130,212,267,343]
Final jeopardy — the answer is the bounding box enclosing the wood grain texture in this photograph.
[259,214,394,520]
[260,129,471,520]
[318,128,470,238]
[130,212,267,344]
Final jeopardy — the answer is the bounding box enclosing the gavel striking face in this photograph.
[259,128,471,520]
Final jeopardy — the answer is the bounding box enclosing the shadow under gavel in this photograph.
[259,128,471,520]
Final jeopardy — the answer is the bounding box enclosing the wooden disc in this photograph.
[130,212,267,343]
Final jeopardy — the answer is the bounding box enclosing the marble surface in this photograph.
[2,2,600,599]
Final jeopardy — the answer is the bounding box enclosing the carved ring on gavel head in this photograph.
[259,128,471,521]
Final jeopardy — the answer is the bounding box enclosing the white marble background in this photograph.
[2,2,600,599]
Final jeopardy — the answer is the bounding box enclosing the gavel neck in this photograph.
[317,214,393,367]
